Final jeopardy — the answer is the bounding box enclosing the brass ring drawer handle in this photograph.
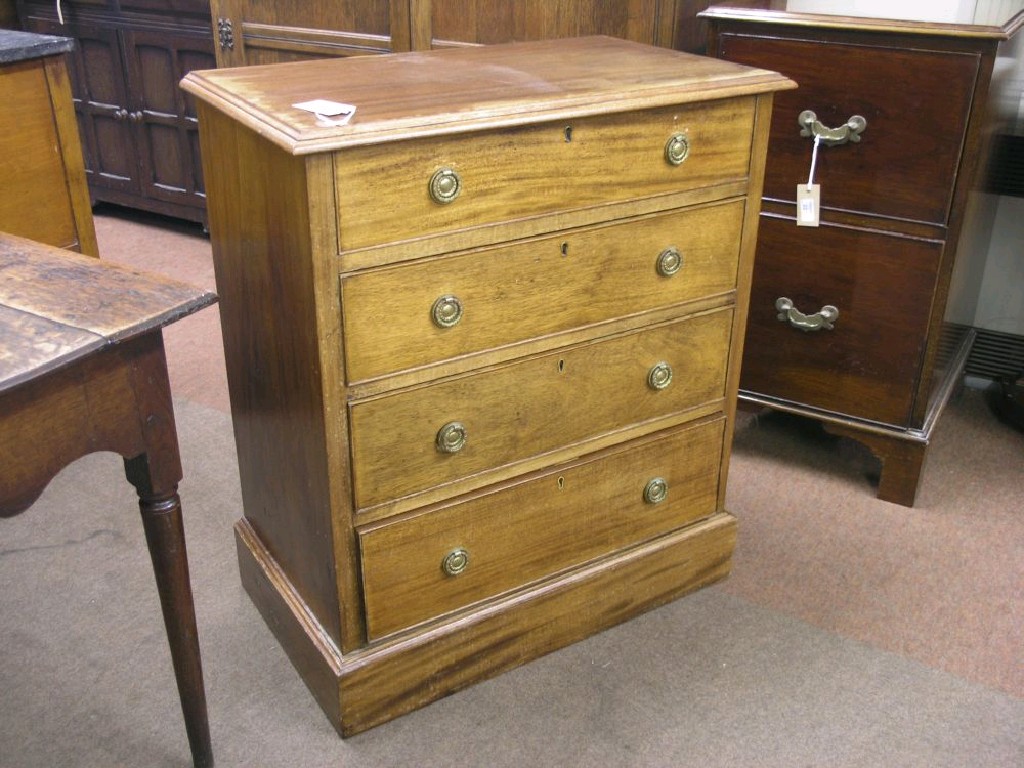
[664,133,690,166]
[429,167,462,204]
[431,294,463,328]
[441,548,469,577]
[644,477,669,505]
[436,421,467,453]
[656,247,683,276]
[776,297,839,331]
[647,362,673,390]
[798,110,867,146]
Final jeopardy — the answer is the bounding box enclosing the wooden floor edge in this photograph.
[236,512,737,738]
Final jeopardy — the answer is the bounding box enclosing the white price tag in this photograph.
[292,99,357,126]
[797,184,820,227]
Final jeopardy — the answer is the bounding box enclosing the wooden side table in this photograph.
[0,232,217,767]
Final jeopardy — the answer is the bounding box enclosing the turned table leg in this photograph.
[123,332,215,768]
[130,478,214,768]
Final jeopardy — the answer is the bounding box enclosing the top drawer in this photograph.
[715,34,978,225]
[334,97,755,251]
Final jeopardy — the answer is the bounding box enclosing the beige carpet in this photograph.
[0,205,1021,767]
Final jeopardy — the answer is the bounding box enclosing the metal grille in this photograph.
[965,327,1024,381]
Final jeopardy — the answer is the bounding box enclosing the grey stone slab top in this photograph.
[0,29,74,65]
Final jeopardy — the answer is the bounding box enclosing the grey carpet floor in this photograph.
[2,394,1021,767]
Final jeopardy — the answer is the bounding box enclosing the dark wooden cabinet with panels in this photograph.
[17,0,214,224]
[206,0,746,67]
[702,3,1024,506]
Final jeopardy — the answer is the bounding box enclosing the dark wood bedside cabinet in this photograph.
[702,3,1024,506]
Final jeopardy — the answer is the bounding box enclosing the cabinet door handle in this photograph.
[129,111,144,122]
[114,108,128,120]
[56,0,63,25]
[798,110,867,146]
[776,297,839,331]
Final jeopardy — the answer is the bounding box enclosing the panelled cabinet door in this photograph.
[208,0,702,67]
[122,27,215,210]
[25,16,141,197]
[428,0,665,47]
[208,0,400,66]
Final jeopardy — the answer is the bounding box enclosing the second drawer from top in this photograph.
[340,199,745,383]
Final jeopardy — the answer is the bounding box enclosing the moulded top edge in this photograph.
[180,35,795,156]
[700,6,1024,40]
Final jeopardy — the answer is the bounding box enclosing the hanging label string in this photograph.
[807,133,821,189]
[797,134,821,227]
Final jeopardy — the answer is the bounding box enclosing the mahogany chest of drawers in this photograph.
[702,4,1024,506]
[182,36,792,734]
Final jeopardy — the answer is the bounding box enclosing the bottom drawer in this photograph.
[358,416,725,640]
[741,215,942,426]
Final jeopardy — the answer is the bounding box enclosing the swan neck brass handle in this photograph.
[429,167,462,204]
[798,110,867,146]
[776,297,839,331]
[644,477,669,505]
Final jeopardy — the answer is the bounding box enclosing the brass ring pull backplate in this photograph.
[798,110,867,146]
[664,133,690,166]
[431,294,463,328]
[441,548,469,577]
[656,247,683,276]
[429,167,462,204]
[436,421,467,453]
[776,297,839,331]
[644,477,669,505]
[647,362,673,390]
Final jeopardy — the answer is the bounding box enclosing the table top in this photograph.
[0,232,216,394]
[0,29,74,65]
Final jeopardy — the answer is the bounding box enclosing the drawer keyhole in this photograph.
[557,476,565,490]
[564,125,573,142]
[558,359,566,374]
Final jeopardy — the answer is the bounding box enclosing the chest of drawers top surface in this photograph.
[181,35,792,154]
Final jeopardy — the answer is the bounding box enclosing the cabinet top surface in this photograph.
[181,36,794,155]
[702,2,1024,37]
[0,29,73,65]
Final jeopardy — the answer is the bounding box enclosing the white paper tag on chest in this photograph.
[797,184,820,227]
[292,99,357,125]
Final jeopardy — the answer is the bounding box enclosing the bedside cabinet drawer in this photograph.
[341,200,745,382]
[358,417,725,640]
[349,308,732,509]
[716,34,977,225]
[334,98,755,250]
[740,215,942,426]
